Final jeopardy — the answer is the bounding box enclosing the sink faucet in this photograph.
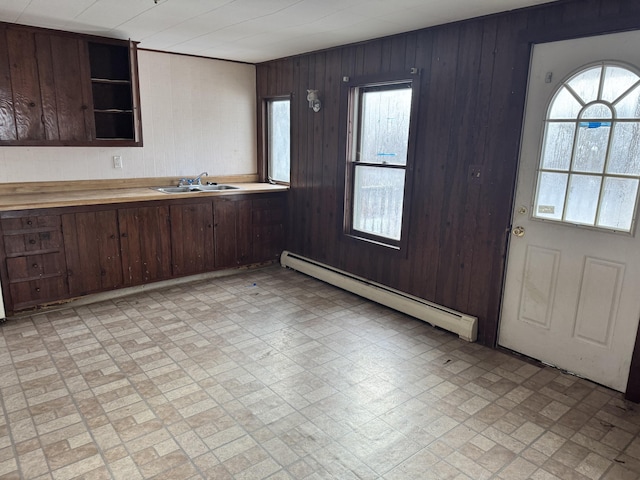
[178,171,208,186]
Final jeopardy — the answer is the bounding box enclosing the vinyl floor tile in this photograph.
[1,266,640,479]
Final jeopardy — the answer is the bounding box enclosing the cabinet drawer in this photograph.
[1,215,61,232]
[3,229,63,256]
[9,277,67,309]
[6,253,65,281]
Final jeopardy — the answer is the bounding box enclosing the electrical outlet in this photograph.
[113,155,123,169]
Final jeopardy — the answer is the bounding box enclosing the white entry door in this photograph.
[499,30,640,393]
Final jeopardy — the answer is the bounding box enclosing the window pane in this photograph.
[565,174,602,225]
[573,122,610,173]
[602,66,639,103]
[598,177,638,231]
[567,67,602,103]
[581,103,612,119]
[358,87,412,165]
[535,172,568,220]
[353,166,405,241]
[615,85,640,118]
[607,122,640,175]
[268,99,290,183]
[549,87,582,119]
[541,122,575,170]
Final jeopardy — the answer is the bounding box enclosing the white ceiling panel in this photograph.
[0,0,560,63]
[72,1,154,31]
[17,0,95,23]
[0,0,30,23]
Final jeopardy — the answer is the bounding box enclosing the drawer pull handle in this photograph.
[29,239,36,245]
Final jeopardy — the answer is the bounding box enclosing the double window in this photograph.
[344,75,418,247]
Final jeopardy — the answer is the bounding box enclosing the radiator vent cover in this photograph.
[280,251,477,342]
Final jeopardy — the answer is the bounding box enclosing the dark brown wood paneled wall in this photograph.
[256,0,640,350]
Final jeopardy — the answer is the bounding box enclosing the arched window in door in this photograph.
[534,62,640,232]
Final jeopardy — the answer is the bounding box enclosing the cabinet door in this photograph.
[5,26,45,141]
[118,206,172,286]
[62,210,122,295]
[1,26,93,143]
[170,201,215,276]
[0,25,17,141]
[213,198,252,268]
[35,33,93,142]
[252,196,286,263]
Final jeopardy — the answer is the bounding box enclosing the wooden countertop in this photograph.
[0,176,288,212]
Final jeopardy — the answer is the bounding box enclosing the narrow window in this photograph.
[346,80,414,246]
[266,98,291,184]
[534,63,640,232]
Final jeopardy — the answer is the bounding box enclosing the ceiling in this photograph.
[0,0,559,63]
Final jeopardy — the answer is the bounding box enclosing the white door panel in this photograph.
[499,30,640,392]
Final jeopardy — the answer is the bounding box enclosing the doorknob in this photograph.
[512,226,525,237]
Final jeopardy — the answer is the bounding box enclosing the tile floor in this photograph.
[1,266,640,479]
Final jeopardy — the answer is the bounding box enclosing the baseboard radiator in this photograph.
[280,251,477,342]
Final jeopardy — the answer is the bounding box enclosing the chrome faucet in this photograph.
[178,171,208,186]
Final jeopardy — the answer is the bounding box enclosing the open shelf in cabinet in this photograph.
[88,42,138,141]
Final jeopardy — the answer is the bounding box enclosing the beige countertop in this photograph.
[0,176,288,212]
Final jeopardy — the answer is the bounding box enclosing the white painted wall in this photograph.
[0,50,257,183]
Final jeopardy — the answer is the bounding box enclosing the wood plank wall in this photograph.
[256,0,640,348]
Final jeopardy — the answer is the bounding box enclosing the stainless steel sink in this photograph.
[196,184,239,191]
[152,184,240,194]
[153,186,202,193]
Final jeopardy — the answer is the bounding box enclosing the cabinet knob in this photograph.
[121,233,128,238]
[29,102,36,107]
[111,234,116,239]
[27,220,33,226]
[35,287,40,293]
[32,263,38,269]
[29,239,36,244]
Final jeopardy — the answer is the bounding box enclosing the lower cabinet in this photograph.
[62,209,122,295]
[119,205,172,286]
[170,201,215,276]
[0,192,286,315]
[252,196,286,263]
[213,197,252,268]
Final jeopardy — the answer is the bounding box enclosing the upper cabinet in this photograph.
[0,22,142,146]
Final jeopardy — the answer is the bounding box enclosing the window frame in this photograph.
[532,61,640,234]
[262,95,291,185]
[342,71,421,250]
